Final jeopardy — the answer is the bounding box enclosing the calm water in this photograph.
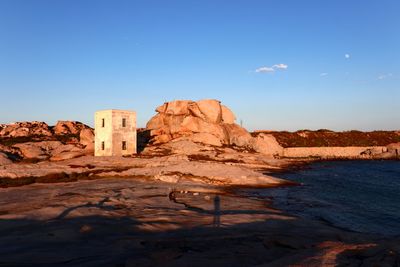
[248,160,400,237]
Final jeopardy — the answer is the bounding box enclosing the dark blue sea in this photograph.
[246,160,400,237]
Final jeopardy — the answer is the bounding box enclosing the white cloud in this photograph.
[255,66,275,73]
[273,63,288,70]
[345,54,351,59]
[255,63,288,73]
[378,73,393,80]
[320,73,328,76]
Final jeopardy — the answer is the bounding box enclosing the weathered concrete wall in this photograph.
[95,110,137,156]
[282,146,387,159]
[111,110,137,156]
[95,110,113,157]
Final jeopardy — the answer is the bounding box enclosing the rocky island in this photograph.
[0,100,399,266]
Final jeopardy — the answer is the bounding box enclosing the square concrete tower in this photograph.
[95,110,137,156]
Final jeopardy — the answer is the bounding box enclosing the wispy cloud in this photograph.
[255,63,288,73]
[255,66,275,73]
[378,73,393,80]
[273,63,288,70]
[320,73,328,77]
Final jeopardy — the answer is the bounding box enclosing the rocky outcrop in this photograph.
[79,128,95,152]
[252,133,284,156]
[146,99,285,157]
[0,121,94,161]
[53,121,91,135]
[0,121,52,137]
[146,99,255,149]
[13,141,64,160]
[11,141,87,161]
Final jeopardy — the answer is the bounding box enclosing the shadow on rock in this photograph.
[0,213,397,267]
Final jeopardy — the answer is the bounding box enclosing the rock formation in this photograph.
[147,99,246,146]
[0,121,94,162]
[53,121,90,135]
[79,128,95,151]
[0,121,52,137]
[146,99,279,156]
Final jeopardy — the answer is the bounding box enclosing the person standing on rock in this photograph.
[213,195,221,227]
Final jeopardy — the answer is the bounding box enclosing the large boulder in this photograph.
[146,99,227,146]
[252,134,284,156]
[146,99,251,149]
[196,99,222,123]
[221,123,253,147]
[53,121,89,135]
[221,105,236,124]
[156,100,192,115]
[79,128,94,151]
[145,99,285,156]
[181,116,226,140]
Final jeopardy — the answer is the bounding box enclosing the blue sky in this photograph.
[0,0,399,131]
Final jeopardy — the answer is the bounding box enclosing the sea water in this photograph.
[250,160,400,237]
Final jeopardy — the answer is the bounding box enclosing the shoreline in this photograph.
[1,153,398,188]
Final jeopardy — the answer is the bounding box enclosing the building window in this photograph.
[102,118,105,127]
[101,141,105,150]
[122,141,127,150]
[122,118,126,127]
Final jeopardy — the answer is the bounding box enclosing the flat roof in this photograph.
[95,109,136,113]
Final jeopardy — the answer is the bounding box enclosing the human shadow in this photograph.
[0,190,398,267]
[1,213,395,267]
[213,195,221,227]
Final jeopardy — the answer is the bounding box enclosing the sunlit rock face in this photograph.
[146,99,252,147]
[53,121,91,135]
[145,99,282,156]
[0,121,95,162]
[0,121,53,137]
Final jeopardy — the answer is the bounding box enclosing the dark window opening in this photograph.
[102,118,105,127]
[122,141,127,150]
[101,141,105,150]
[122,118,126,127]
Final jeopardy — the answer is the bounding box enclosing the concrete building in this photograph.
[95,110,137,156]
